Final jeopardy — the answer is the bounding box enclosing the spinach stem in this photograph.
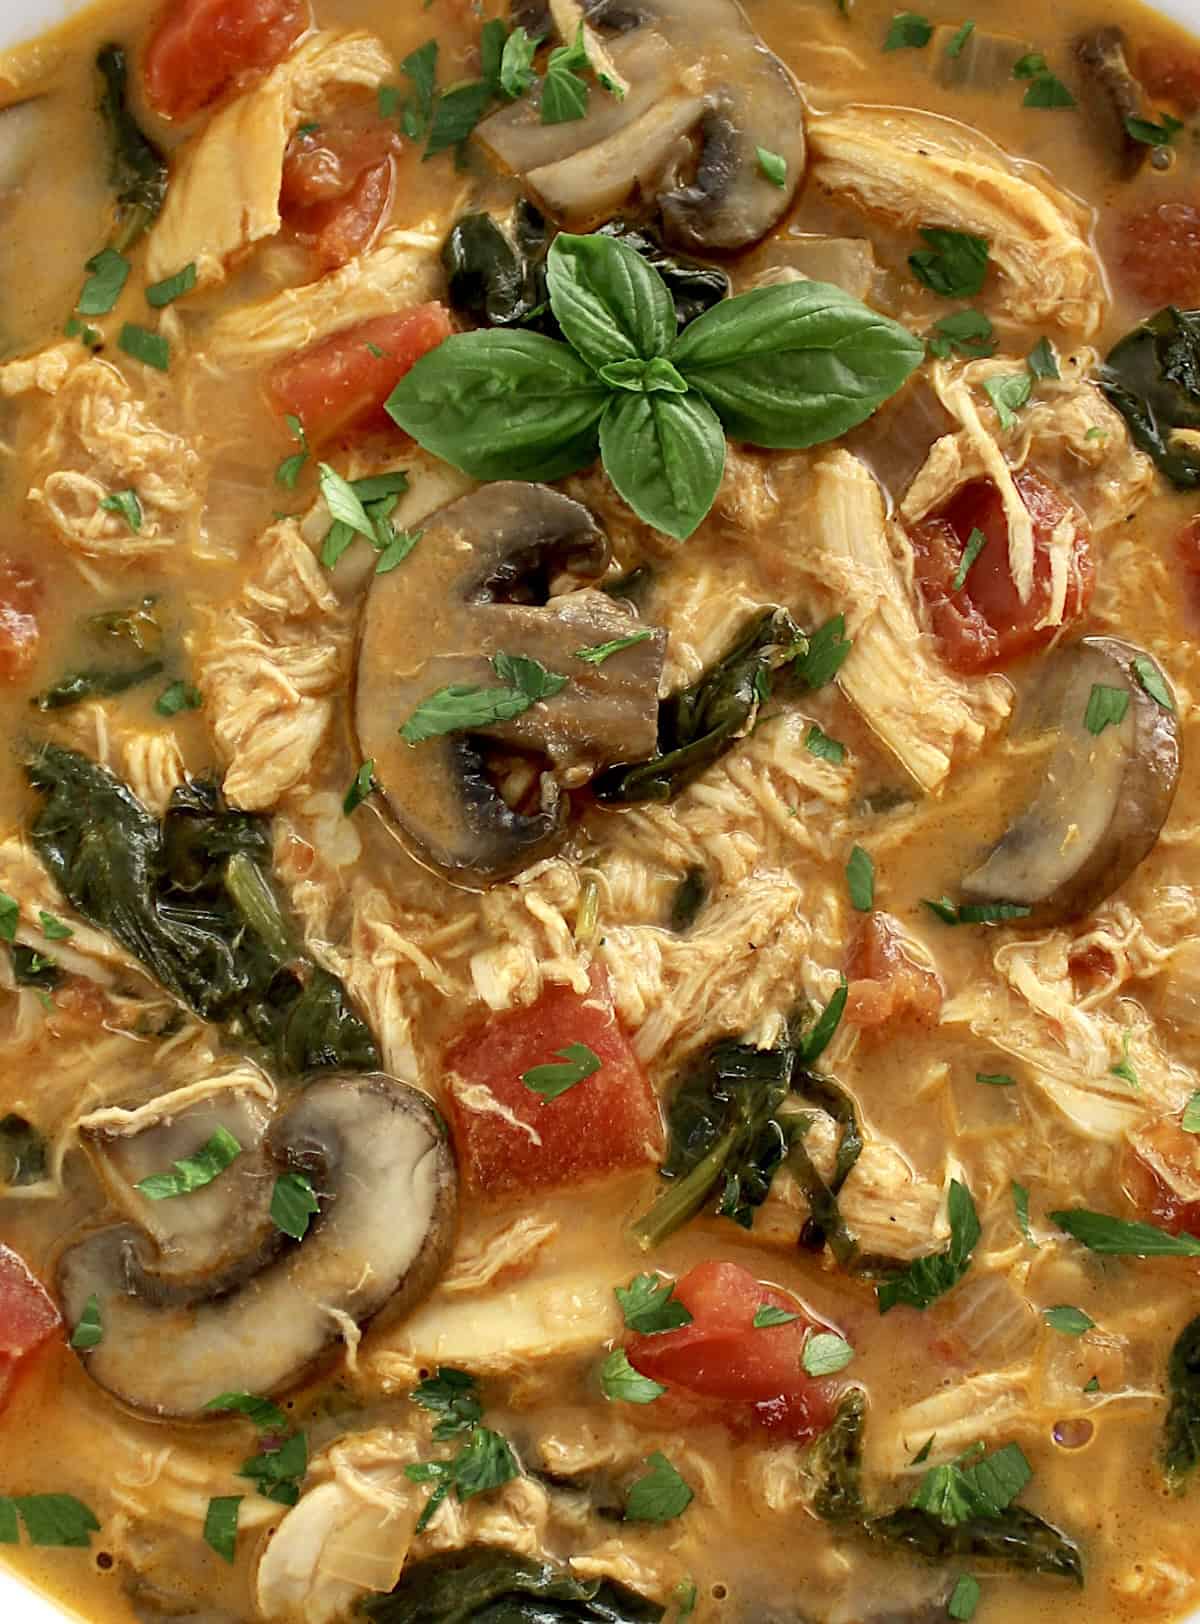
[626,1126,738,1252]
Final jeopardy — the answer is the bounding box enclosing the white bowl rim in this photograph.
[2,0,1200,1619]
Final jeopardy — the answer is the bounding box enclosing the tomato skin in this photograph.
[626,1261,840,1441]
[444,969,665,1199]
[1139,45,1200,113]
[0,1246,60,1414]
[144,0,307,122]
[266,304,453,446]
[0,559,40,683]
[907,467,1093,674]
[1113,202,1200,310]
[844,910,943,1032]
[280,118,401,272]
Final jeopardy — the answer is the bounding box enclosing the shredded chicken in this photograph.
[147,31,394,288]
[807,104,1105,335]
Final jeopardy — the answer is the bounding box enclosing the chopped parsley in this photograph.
[203,1393,288,1430]
[615,1274,693,1335]
[1084,682,1130,734]
[344,759,376,815]
[753,1304,801,1328]
[977,1071,1016,1087]
[411,1367,484,1438]
[78,247,129,317]
[756,147,789,187]
[69,1294,103,1350]
[911,1440,1031,1525]
[846,845,874,912]
[945,19,976,58]
[795,614,852,689]
[118,322,169,371]
[145,262,197,308]
[801,1331,855,1375]
[401,653,567,744]
[270,1171,319,1240]
[951,527,987,592]
[38,911,73,941]
[521,1041,602,1099]
[203,1496,241,1564]
[623,1452,693,1523]
[883,12,934,50]
[1182,1092,1200,1134]
[805,722,846,764]
[1110,1032,1139,1090]
[1027,336,1060,380]
[599,1349,666,1404]
[99,489,142,532]
[575,630,653,664]
[155,680,202,716]
[948,1574,981,1621]
[1125,112,1185,147]
[1012,1179,1036,1246]
[909,228,990,299]
[1132,653,1174,711]
[922,897,1032,925]
[276,414,309,489]
[877,1179,980,1313]
[135,1125,242,1200]
[1043,1305,1094,1337]
[982,370,1033,431]
[928,308,995,360]
[405,1425,519,1532]
[238,1431,308,1507]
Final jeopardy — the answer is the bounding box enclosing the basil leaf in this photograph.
[983,371,1033,430]
[600,1349,666,1404]
[753,1304,801,1328]
[846,846,874,912]
[11,1495,100,1548]
[521,1041,602,1099]
[805,722,845,764]
[670,281,923,449]
[78,247,130,316]
[756,146,788,187]
[615,1274,693,1334]
[318,463,377,542]
[909,229,990,298]
[884,12,933,49]
[575,630,652,664]
[1084,682,1129,734]
[802,1331,855,1375]
[1051,1208,1200,1256]
[203,1496,241,1564]
[386,329,607,482]
[498,26,540,98]
[547,232,676,370]
[136,1125,242,1200]
[948,1576,980,1622]
[600,389,725,542]
[1043,1305,1094,1337]
[118,323,169,371]
[271,1171,320,1240]
[70,1294,103,1349]
[1132,653,1174,711]
[624,1452,693,1523]
[204,1392,288,1429]
[1125,112,1184,147]
[146,262,197,308]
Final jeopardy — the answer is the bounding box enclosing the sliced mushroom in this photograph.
[931,25,1035,88]
[0,101,42,196]
[77,1068,282,1301]
[354,483,665,884]
[59,1072,456,1416]
[1074,27,1153,180]
[962,636,1180,926]
[477,0,804,251]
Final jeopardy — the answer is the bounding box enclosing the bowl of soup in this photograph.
[4,1,1200,1623]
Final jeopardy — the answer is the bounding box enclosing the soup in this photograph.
[2,1,1200,1622]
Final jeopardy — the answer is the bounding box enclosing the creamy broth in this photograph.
[2,2,1200,1624]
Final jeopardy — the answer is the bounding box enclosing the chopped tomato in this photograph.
[280,113,401,272]
[444,968,665,1199]
[1125,1114,1200,1237]
[1139,44,1200,113]
[0,1246,60,1413]
[626,1261,840,1441]
[844,911,943,1031]
[1113,201,1200,310]
[1175,516,1200,623]
[0,558,40,683]
[266,304,453,446]
[907,467,1093,674]
[144,0,307,122]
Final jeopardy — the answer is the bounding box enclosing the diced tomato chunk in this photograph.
[266,304,453,446]
[626,1261,840,1442]
[0,557,40,683]
[444,969,665,1198]
[1174,515,1200,623]
[844,911,943,1032]
[1139,44,1200,113]
[0,1245,60,1413]
[144,0,307,122]
[907,467,1093,674]
[1113,201,1200,310]
[280,114,401,272]
[1125,1114,1200,1237]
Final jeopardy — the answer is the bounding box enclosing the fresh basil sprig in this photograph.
[387,233,922,541]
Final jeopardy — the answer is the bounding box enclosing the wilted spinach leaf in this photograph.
[0,1114,48,1186]
[1100,306,1200,489]
[362,1547,664,1624]
[31,659,164,712]
[594,607,800,804]
[97,44,168,252]
[25,745,377,1077]
[811,1388,868,1523]
[866,1505,1083,1584]
[1163,1313,1200,1490]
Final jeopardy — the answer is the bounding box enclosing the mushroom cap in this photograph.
[962,635,1181,927]
[354,482,665,884]
[59,1072,456,1417]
